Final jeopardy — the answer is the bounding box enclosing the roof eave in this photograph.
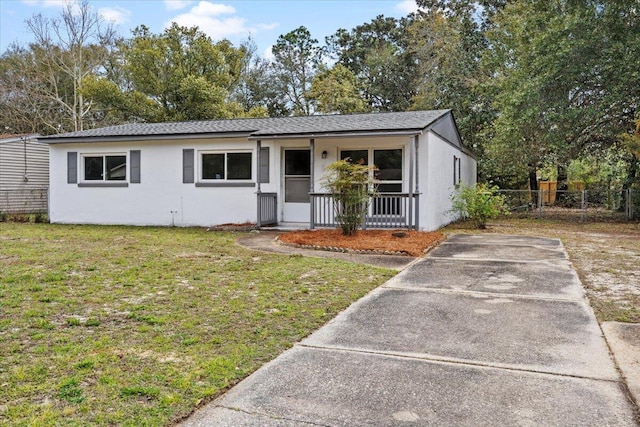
[248,129,424,140]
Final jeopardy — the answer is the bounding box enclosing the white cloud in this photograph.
[164,0,194,11]
[99,6,131,24]
[190,1,235,15]
[396,0,419,14]
[166,1,277,41]
[263,46,274,61]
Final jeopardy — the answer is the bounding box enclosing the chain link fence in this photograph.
[498,188,640,221]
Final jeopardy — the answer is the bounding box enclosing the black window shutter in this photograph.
[67,152,77,184]
[259,147,270,183]
[183,149,195,183]
[130,150,141,183]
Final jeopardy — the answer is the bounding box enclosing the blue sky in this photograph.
[0,0,419,58]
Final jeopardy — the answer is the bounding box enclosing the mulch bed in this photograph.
[277,229,445,257]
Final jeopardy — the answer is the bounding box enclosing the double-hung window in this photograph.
[201,151,252,181]
[83,154,127,181]
[340,148,403,215]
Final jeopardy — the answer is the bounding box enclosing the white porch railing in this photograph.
[310,193,419,229]
[256,192,277,226]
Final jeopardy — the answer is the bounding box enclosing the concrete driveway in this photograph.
[179,234,638,426]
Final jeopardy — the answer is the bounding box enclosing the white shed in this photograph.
[0,134,49,214]
[41,110,476,231]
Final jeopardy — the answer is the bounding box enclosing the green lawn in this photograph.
[0,224,395,426]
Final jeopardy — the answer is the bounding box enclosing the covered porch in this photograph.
[255,134,422,230]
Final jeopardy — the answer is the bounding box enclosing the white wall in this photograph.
[49,130,476,230]
[49,138,260,226]
[419,131,477,231]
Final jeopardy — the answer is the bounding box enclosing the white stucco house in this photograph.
[0,134,49,214]
[40,110,476,231]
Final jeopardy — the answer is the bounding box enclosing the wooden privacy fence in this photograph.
[310,192,419,229]
[0,188,48,214]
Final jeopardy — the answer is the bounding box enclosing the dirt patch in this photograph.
[207,222,257,231]
[278,229,444,257]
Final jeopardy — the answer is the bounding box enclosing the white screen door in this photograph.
[283,149,310,222]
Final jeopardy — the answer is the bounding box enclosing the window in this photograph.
[83,154,126,181]
[340,148,402,191]
[340,148,403,215]
[340,149,368,165]
[201,151,252,181]
[453,156,461,185]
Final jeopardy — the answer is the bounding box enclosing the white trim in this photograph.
[80,152,128,183]
[197,149,253,183]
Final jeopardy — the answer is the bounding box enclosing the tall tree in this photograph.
[308,64,369,114]
[408,10,493,155]
[107,23,249,122]
[0,1,116,134]
[232,39,284,117]
[412,0,506,181]
[326,15,416,112]
[620,120,640,160]
[483,0,640,190]
[270,26,322,115]
[0,45,50,134]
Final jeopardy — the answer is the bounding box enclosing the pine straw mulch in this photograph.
[277,229,445,257]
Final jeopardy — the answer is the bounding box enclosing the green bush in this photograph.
[450,183,509,229]
[322,159,376,236]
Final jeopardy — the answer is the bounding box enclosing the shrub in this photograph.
[322,159,376,236]
[450,183,509,229]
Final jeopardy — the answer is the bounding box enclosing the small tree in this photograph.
[323,159,376,236]
[450,183,509,229]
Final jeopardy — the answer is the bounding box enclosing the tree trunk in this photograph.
[528,167,539,207]
[620,155,638,212]
[556,163,569,205]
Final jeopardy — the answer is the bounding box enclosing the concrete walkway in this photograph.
[236,230,417,271]
[180,234,638,426]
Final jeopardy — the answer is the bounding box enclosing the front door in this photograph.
[282,149,310,222]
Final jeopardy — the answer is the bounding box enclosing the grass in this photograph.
[0,223,395,426]
[443,218,640,323]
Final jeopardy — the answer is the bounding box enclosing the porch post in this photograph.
[256,140,262,227]
[408,135,416,229]
[310,138,315,229]
[414,134,420,229]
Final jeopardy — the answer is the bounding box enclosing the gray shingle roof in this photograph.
[40,110,450,142]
